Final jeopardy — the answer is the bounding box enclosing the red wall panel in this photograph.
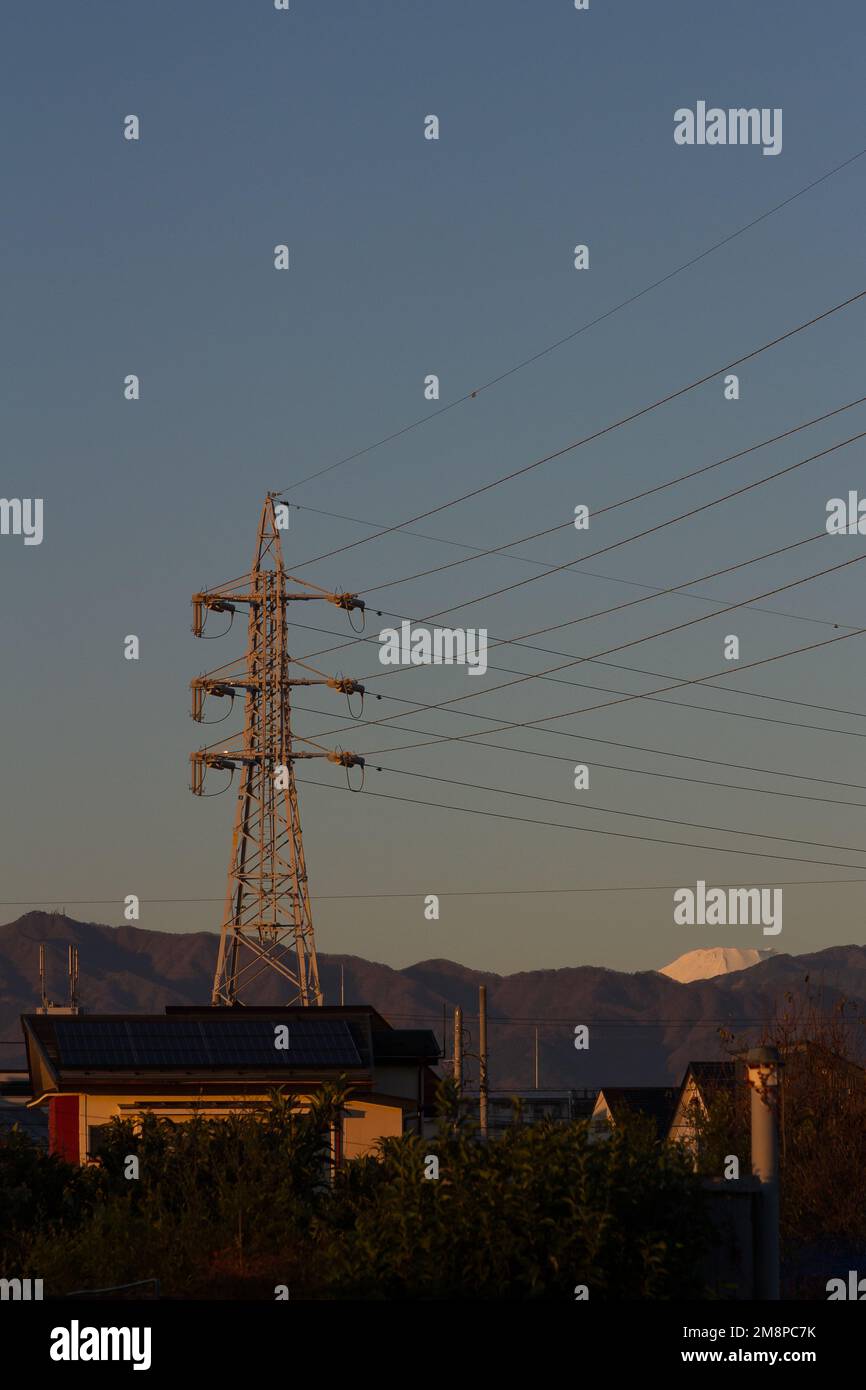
[49,1095,79,1163]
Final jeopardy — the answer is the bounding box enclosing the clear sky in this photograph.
[2,0,866,976]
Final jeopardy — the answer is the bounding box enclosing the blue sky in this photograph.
[2,0,866,975]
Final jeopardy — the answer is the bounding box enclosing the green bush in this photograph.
[0,1126,100,1268]
[2,1082,713,1299]
[321,1082,712,1299]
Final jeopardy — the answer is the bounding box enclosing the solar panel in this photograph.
[53,1017,363,1070]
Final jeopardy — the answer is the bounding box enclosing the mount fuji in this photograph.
[659,946,776,984]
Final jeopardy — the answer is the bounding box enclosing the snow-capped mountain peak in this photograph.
[659,946,776,984]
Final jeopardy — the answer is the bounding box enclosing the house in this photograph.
[20,1005,440,1165]
[666,1046,866,1155]
[589,1086,678,1142]
[667,1060,741,1153]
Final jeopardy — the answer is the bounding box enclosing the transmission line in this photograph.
[278,147,866,496]
[286,289,866,569]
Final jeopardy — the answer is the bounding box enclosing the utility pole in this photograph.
[191,493,367,1007]
[453,1005,463,1092]
[479,985,488,1139]
[39,943,48,1012]
[746,1045,782,1300]
[534,1025,539,1090]
[68,944,79,1011]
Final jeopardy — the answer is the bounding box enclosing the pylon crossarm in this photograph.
[191,749,363,767]
[195,588,361,608]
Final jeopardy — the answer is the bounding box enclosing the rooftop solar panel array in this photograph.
[53,1017,364,1070]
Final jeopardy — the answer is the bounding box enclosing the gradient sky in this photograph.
[2,0,866,978]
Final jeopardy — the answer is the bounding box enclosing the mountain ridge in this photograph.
[2,913,864,1089]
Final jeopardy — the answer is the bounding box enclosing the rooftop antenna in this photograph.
[37,943,81,1015]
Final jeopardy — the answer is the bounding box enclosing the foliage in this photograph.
[0,1125,100,1267]
[320,1080,711,1299]
[6,986,865,1298]
[8,1085,342,1296]
[2,1080,712,1299]
[765,991,866,1255]
[696,987,866,1259]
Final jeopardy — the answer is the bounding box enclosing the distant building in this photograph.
[667,1061,741,1153]
[666,1046,866,1156]
[457,1089,597,1136]
[0,1069,48,1143]
[20,1005,440,1165]
[589,1086,678,1142]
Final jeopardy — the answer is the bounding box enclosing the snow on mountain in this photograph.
[658,946,776,984]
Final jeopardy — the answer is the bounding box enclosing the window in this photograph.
[87,1123,112,1161]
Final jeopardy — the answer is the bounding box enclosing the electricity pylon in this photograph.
[190,493,367,1007]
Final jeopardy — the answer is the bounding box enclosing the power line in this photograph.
[363,623,866,757]
[386,750,866,810]
[309,641,866,736]
[294,413,866,681]
[286,289,866,569]
[366,1015,862,1028]
[346,556,866,752]
[360,405,866,605]
[371,764,866,856]
[297,776,866,873]
[272,417,866,749]
[288,499,859,635]
[282,511,866,747]
[1,1015,860,1038]
[4,873,866,909]
[288,624,866,745]
[363,523,836,677]
[277,145,866,496]
[402,435,866,633]
[288,700,866,806]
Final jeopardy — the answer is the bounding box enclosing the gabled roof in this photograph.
[593,1086,678,1138]
[681,1060,741,1093]
[686,1060,737,1082]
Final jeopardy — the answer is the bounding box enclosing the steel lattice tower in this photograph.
[190,494,366,1007]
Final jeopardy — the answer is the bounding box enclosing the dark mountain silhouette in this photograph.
[1,912,864,1089]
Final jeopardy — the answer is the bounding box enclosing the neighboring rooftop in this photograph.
[593,1086,679,1138]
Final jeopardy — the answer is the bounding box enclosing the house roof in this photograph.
[21,1007,439,1096]
[775,1040,866,1081]
[683,1060,741,1091]
[680,1047,866,1098]
[595,1086,679,1137]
